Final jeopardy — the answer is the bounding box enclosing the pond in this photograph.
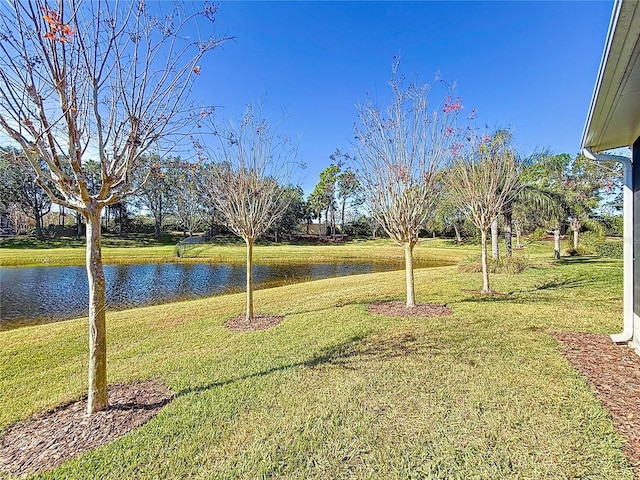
[0,259,452,330]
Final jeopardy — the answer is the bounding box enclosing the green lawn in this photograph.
[0,241,633,479]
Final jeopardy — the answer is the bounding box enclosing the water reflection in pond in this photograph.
[0,259,451,330]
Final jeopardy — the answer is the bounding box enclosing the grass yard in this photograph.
[0,241,634,478]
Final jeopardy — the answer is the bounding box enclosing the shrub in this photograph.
[531,227,547,241]
[579,231,606,254]
[595,242,623,258]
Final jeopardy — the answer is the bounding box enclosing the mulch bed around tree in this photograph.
[224,314,284,332]
[367,301,453,318]
[554,332,640,477]
[0,380,173,478]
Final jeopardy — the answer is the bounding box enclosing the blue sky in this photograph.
[185,1,614,194]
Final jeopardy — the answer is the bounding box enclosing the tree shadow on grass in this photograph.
[525,274,596,292]
[557,255,616,266]
[458,273,598,305]
[176,330,446,398]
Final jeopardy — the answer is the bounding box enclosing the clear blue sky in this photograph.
[186,1,614,194]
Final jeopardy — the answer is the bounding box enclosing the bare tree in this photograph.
[446,131,520,293]
[198,104,296,323]
[353,62,463,308]
[0,0,226,414]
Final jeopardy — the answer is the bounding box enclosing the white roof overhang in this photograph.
[581,0,640,152]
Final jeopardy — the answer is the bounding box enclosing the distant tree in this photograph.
[563,154,614,251]
[196,162,226,236]
[307,189,327,237]
[430,198,469,243]
[524,152,617,257]
[0,0,226,414]
[336,167,362,234]
[132,153,176,239]
[301,198,316,235]
[353,61,462,307]
[200,104,296,322]
[513,152,568,258]
[0,148,51,238]
[500,152,550,258]
[174,161,204,237]
[447,131,520,293]
[5,203,32,234]
[105,201,129,236]
[310,163,341,238]
[269,185,306,241]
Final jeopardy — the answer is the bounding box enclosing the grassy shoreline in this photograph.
[0,238,472,267]
[0,241,633,478]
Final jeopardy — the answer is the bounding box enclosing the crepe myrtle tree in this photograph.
[0,0,227,414]
[353,61,464,308]
[197,104,297,323]
[446,130,520,294]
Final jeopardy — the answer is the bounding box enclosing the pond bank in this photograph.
[0,239,469,267]
[0,259,455,330]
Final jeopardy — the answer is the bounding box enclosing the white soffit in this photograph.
[582,0,640,152]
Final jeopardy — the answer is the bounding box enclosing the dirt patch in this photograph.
[224,314,284,332]
[554,332,640,477]
[0,380,173,478]
[367,301,453,318]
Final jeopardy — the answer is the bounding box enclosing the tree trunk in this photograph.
[503,207,512,258]
[403,242,416,308]
[480,228,491,294]
[331,205,336,239]
[85,209,108,414]
[573,227,579,250]
[118,206,123,237]
[154,195,162,239]
[324,208,329,238]
[245,236,254,323]
[553,228,561,259]
[154,217,161,239]
[341,198,346,235]
[454,224,462,243]
[491,217,499,260]
[34,206,43,239]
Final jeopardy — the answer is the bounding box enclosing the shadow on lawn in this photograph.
[527,274,597,292]
[176,330,444,398]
